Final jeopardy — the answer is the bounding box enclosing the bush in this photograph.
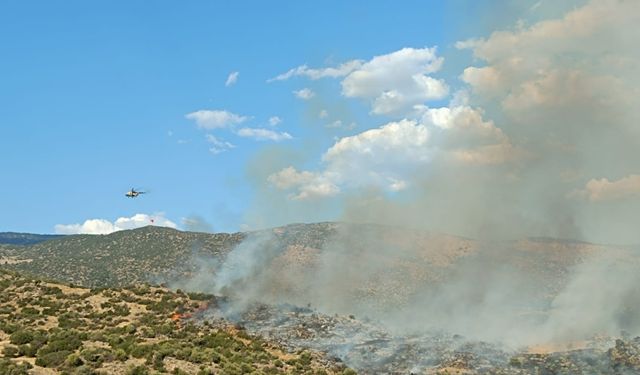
[196,367,214,375]
[39,330,83,354]
[127,365,149,375]
[115,348,129,362]
[10,330,34,345]
[0,322,19,334]
[80,348,116,368]
[20,307,40,316]
[0,358,33,375]
[36,350,73,368]
[19,344,37,357]
[2,345,20,358]
[65,353,85,367]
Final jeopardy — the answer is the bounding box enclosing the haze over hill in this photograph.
[2,223,639,346]
[0,232,64,246]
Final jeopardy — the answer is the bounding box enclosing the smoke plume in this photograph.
[177,0,640,368]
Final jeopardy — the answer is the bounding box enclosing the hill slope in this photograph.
[0,269,351,374]
[0,223,336,288]
[0,232,64,245]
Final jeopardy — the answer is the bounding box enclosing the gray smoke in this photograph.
[176,0,640,368]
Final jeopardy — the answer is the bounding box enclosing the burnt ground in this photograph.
[197,301,640,375]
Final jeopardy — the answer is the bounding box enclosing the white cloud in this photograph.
[55,214,178,235]
[185,110,248,129]
[225,71,239,87]
[271,47,448,116]
[268,103,517,199]
[268,116,282,126]
[237,128,292,141]
[267,167,339,200]
[341,47,449,115]
[269,60,363,82]
[269,119,431,199]
[571,175,640,202]
[293,88,315,100]
[319,110,329,119]
[418,105,518,165]
[323,119,430,167]
[324,120,356,130]
[206,134,235,154]
[420,105,507,146]
[454,38,483,50]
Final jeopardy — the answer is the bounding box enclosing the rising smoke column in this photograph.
[179,0,640,351]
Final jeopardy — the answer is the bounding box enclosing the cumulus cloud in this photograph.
[571,175,640,202]
[417,104,518,165]
[55,214,178,235]
[268,60,363,82]
[185,110,248,129]
[225,71,239,87]
[269,119,432,199]
[454,38,483,50]
[268,116,282,126]
[271,47,449,116]
[237,128,292,142]
[268,167,340,200]
[341,47,449,115]
[267,100,517,200]
[293,88,315,100]
[206,134,235,154]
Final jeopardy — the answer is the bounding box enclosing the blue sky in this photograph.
[0,1,459,233]
[4,1,638,243]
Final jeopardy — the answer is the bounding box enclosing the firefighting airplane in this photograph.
[125,188,146,198]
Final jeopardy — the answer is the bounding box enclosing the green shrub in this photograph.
[0,322,19,334]
[79,347,116,368]
[20,307,40,316]
[19,344,37,357]
[196,367,214,375]
[39,330,83,354]
[35,350,73,368]
[2,345,20,358]
[58,312,83,329]
[65,353,85,367]
[0,358,33,375]
[130,344,154,358]
[115,348,129,361]
[126,365,149,375]
[10,330,34,345]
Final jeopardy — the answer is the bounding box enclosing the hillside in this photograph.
[0,222,631,302]
[0,232,64,246]
[0,223,338,288]
[1,224,640,373]
[0,226,245,287]
[0,269,353,375]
